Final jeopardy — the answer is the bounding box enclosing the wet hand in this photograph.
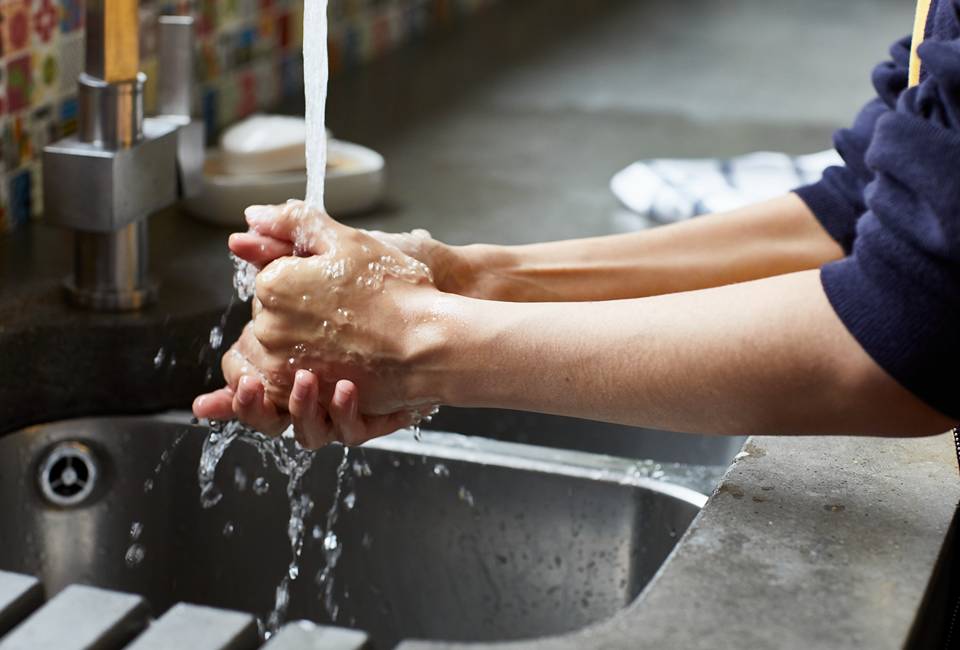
[228,203,469,294]
[193,325,416,449]
[194,200,442,447]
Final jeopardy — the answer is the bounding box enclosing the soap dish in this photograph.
[183,139,385,226]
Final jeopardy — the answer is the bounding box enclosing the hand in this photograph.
[228,203,477,295]
[192,324,415,449]
[194,200,443,446]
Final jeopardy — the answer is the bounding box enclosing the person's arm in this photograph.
[199,202,956,444]
[447,194,842,302]
[404,270,955,437]
[233,194,841,303]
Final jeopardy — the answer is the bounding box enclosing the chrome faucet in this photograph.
[42,1,204,311]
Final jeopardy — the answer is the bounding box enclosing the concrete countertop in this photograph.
[2,1,957,648]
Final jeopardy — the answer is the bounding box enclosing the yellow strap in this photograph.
[910,0,934,87]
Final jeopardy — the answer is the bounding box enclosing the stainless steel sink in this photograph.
[0,414,705,648]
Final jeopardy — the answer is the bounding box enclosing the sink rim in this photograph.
[139,410,709,508]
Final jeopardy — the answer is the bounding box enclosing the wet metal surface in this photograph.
[0,415,702,648]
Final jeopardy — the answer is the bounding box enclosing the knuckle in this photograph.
[252,314,284,350]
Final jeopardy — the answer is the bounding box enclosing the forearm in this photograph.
[412,270,954,436]
[452,194,843,302]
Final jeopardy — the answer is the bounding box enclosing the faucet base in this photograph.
[64,279,157,312]
[65,222,158,312]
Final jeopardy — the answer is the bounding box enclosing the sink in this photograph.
[428,407,746,467]
[0,414,704,648]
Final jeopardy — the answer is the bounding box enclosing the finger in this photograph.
[245,202,337,253]
[244,203,310,242]
[221,346,259,391]
[328,379,363,445]
[233,375,288,436]
[193,387,236,421]
[289,370,333,449]
[229,232,294,269]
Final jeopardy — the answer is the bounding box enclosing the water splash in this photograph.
[253,476,270,495]
[209,326,224,351]
[125,544,145,567]
[198,422,241,509]
[195,419,325,636]
[458,486,475,507]
[315,448,352,621]
[232,252,257,302]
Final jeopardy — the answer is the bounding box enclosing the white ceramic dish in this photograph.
[184,139,385,226]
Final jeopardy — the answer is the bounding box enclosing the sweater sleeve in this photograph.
[794,36,911,253]
[819,28,960,420]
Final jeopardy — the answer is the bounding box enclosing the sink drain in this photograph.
[37,442,99,507]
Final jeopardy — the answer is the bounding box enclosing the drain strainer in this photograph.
[37,442,99,507]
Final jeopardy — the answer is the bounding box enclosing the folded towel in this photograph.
[610,149,843,222]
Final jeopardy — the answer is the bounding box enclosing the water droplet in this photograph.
[143,478,154,493]
[351,460,372,477]
[125,544,145,567]
[209,326,223,350]
[200,483,223,509]
[288,565,300,580]
[458,486,475,507]
[312,525,323,540]
[234,466,248,492]
[323,531,338,552]
[361,532,373,549]
[343,492,356,510]
[223,521,236,537]
[253,477,270,495]
[129,522,143,540]
[153,347,166,368]
[433,463,450,478]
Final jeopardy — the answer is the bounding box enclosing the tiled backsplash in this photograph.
[0,0,494,233]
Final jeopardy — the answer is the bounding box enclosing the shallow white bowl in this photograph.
[184,139,385,226]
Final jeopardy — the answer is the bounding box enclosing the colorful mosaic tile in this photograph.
[0,0,500,232]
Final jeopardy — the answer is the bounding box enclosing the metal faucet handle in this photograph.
[156,15,204,199]
[85,0,140,83]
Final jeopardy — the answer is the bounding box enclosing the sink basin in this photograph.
[428,407,746,471]
[0,414,704,648]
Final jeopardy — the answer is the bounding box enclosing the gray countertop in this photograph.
[3,1,957,648]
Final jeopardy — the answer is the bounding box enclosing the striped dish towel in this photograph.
[610,149,843,223]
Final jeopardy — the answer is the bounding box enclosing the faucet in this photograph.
[42,1,204,311]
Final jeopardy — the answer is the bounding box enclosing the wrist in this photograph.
[399,289,489,407]
[443,243,518,300]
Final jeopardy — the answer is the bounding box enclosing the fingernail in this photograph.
[292,371,310,401]
[244,205,271,222]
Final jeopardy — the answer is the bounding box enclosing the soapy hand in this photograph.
[227,204,470,293]
[194,201,443,448]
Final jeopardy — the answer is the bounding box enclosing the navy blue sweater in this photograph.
[795,0,960,421]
